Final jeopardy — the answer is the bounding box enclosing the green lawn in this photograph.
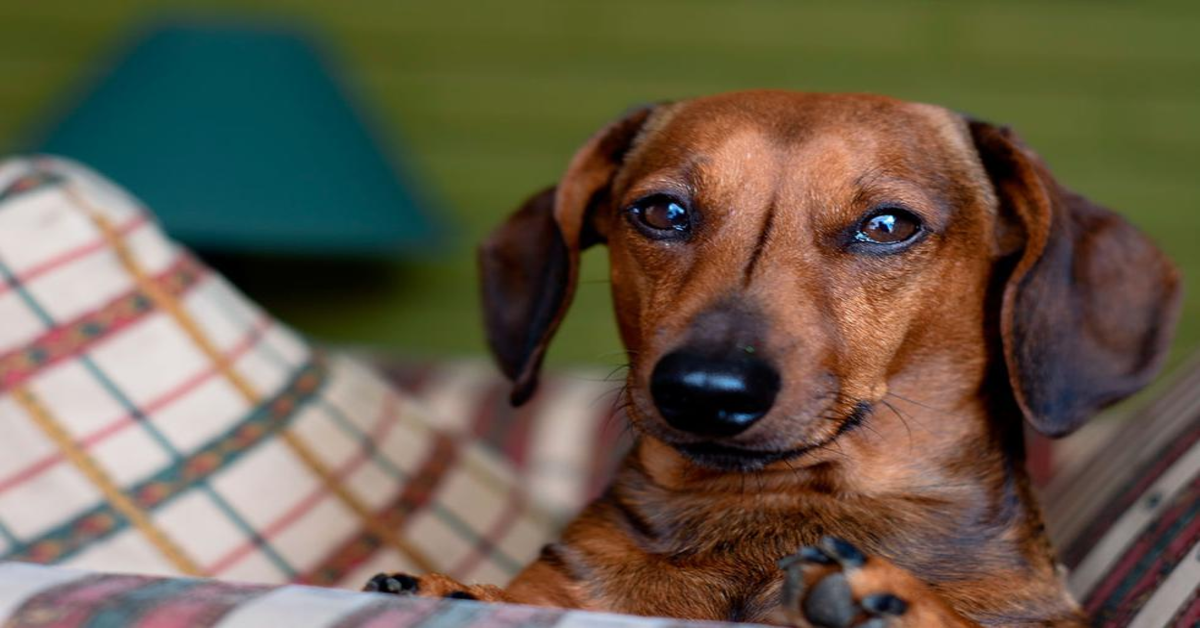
[1,0,1196,374]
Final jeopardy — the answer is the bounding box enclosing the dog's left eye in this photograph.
[628,195,692,237]
[855,209,922,245]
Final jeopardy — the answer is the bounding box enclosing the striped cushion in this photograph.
[0,156,556,588]
[1042,358,1200,627]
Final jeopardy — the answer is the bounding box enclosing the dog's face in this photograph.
[597,94,999,469]
[480,91,1179,473]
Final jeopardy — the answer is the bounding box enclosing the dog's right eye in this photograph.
[628,195,692,238]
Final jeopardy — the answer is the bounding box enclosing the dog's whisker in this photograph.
[570,364,632,384]
[604,364,632,382]
[879,398,918,456]
[856,413,884,442]
[595,349,638,360]
[782,457,806,484]
[883,396,926,429]
[884,391,953,417]
[589,384,628,409]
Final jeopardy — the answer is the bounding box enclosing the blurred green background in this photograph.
[1,0,1195,372]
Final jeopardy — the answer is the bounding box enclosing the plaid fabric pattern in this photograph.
[0,156,555,588]
[0,562,756,628]
[1039,356,1200,627]
[378,360,631,521]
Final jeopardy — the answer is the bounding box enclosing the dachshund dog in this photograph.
[366,91,1181,627]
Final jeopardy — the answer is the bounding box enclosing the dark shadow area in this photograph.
[195,249,410,313]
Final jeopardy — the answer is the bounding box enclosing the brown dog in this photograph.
[366,91,1181,627]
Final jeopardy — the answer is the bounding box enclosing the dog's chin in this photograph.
[672,442,811,472]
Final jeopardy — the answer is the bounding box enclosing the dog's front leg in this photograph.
[774,537,982,628]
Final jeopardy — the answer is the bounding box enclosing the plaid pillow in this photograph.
[0,156,555,588]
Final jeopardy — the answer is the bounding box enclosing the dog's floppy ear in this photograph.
[479,105,657,405]
[969,120,1181,437]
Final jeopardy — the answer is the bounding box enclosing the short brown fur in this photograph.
[377,91,1182,627]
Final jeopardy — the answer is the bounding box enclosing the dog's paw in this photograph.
[776,537,963,628]
[363,572,507,602]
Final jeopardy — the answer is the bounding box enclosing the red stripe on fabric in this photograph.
[131,580,272,628]
[588,406,632,501]
[331,597,443,628]
[449,485,526,577]
[1085,476,1200,618]
[502,386,546,470]
[133,317,273,418]
[1170,589,1200,627]
[206,394,402,575]
[1119,511,1199,605]
[472,382,505,442]
[0,215,149,299]
[4,575,150,628]
[377,435,459,527]
[377,361,439,398]
[1025,432,1055,487]
[1106,511,1200,625]
[0,255,204,392]
[205,485,330,575]
[0,314,272,496]
[471,602,567,627]
[1065,419,1200,567]
[297,425,463,586]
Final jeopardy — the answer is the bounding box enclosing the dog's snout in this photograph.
[650,350,781,437]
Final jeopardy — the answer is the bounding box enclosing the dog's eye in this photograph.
[629,195,691,236]
[855,209,921,245]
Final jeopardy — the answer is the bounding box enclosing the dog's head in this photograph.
[480,91,1180,472]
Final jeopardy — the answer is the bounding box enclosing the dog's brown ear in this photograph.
[969,120,1181,437]
[479,105,657,405]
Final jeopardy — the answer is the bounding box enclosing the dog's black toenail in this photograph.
[446,591,477,600]
[365,573,419,595]
[364,573,388,592]
[862,593,908,616]
[803,572,857,628]
[819,536,865,568]
[778,545,835,571]
[800,545,836,564]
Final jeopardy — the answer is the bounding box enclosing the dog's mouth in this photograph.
[673,442,812,472]
[667,401,872,472]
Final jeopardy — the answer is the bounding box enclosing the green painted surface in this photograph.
[2,1,1196,373]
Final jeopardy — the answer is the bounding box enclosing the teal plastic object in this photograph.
[35,22,441,256]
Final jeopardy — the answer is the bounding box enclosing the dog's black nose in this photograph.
[650,350,781,437]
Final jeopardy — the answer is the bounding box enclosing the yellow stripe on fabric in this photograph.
[10,386,202,575]
[61,186,260,403]
[63,185,436,573]
[278,430,436,572]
